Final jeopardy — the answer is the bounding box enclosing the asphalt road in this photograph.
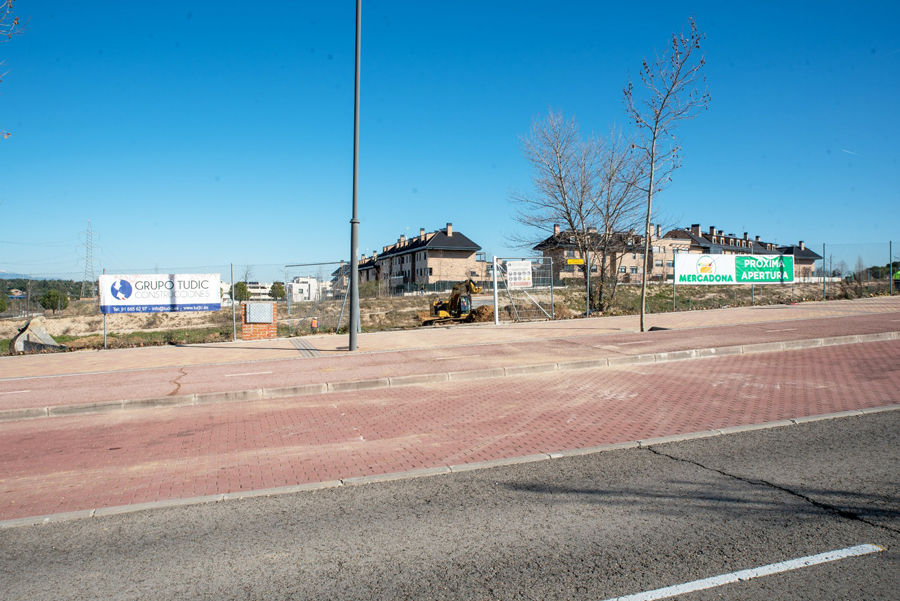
[2,411,897,600]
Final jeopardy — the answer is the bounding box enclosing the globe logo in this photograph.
[110,279,133,300]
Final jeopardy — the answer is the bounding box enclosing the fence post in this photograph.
[549,258,554,320]
[672,272,676,312]
[584,249,591,317]
[822,244,826,300]
[231,263,236,342]
[890,241,893,295]
[285,267,290,319]
[102,268,107,349]
[492,256,499,326]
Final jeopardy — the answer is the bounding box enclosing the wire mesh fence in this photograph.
[493,257,555,323]
[1,241,898,351]
[283,262,350,335]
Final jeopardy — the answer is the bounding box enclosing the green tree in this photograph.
[0,294,7,313]
[269,282,286,300]
[39,289,69,314]
[233,282,251,302]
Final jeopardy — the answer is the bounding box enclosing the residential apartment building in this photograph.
[286,276,322,302]
[356,223,483,289]
[535,222,822,283]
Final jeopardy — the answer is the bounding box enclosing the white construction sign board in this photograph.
[674,255,794,285]
[506,260,533,288]
[99,273,222,314]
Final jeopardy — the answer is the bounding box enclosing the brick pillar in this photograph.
[241,302,277,341]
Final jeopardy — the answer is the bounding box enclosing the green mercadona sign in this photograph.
[674,254,794,285]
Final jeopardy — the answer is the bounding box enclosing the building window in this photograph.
[428,268,433,276]
[618,267,626,274]
[666,261,674,268]
[654,260,663,267]
[630,266,638,274]
[565,249,575,258]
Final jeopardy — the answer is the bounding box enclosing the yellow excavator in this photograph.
[423,279,482,326]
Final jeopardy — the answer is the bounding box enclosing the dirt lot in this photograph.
[2,281,890,353]
[0,310,225,340]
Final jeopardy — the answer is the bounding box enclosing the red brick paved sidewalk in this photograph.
[3,309,900,414]
[1,338,897,522]
[3,296,899,379]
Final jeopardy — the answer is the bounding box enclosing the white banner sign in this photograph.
[506,260,533,288]
[99,274,222,314]
[674,255,794,285]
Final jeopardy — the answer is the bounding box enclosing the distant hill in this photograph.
[0,271,32,280]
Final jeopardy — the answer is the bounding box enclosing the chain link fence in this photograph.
[283,262,350,335]
[492,257,556,323]
[1,241,898,352]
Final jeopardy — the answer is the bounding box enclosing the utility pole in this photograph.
[348,0,362,351]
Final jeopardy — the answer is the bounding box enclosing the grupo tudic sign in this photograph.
[99,274,222,314]
[674,255,794,286]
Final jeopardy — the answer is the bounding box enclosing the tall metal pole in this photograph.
[890,241,894,295]
[348,0,362,351]
[492,256,499,326]
[823,243,826,299]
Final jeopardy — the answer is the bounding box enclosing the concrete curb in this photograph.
[2,404,898,530]
[2,331,898,423]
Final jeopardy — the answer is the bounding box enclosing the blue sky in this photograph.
[1,1,898,277]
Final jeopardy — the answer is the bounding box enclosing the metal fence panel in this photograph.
[493,257,555,323]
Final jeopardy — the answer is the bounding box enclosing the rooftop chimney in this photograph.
[553,224,560,236]
[743,232,749,240]
[690,224,701,236]
[419,228,425,239]
[755,236,761,242]
[709,226,716,236]
[655,224,661,238]
[799,240,805,250]
[400,235,406,243]
[446,223,453,237]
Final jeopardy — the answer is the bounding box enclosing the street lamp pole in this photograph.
[349,0,362,351]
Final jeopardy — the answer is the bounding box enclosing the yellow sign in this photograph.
[567,258,584,265]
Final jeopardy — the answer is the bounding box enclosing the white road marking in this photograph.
[602,544,883,601]
[0,390,31,395]
[766,328,798,332]
[224,371,273,378]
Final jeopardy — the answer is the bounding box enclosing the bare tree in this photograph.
[624,18,710,331]
[852,255,866,285]
[509,108,601,297]
[1,0,27,139]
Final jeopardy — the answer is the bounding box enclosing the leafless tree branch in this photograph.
[624,17,710,330]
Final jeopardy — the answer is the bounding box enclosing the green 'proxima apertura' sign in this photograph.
[735,256,794,283]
